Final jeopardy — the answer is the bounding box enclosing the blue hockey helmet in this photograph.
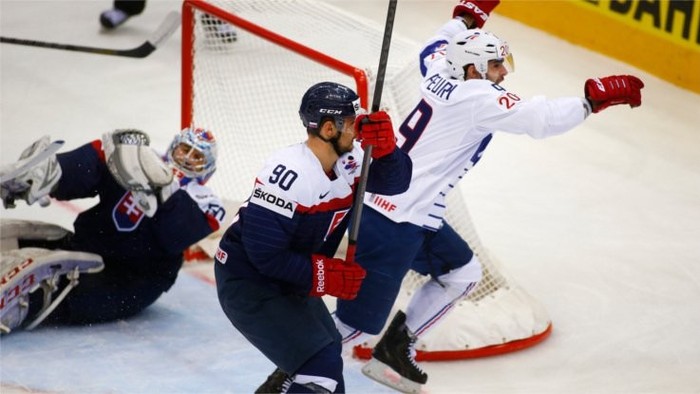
[299,82,362,133]
[166,127,218,185]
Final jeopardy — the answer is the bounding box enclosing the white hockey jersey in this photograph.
[249,141,362,222]
[364,55,591,230]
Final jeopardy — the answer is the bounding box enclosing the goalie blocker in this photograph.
[0,220,104,334]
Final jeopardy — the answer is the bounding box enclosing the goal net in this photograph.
[182,0,552,361]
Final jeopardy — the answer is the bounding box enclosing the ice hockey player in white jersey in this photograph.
[334,29,645,393]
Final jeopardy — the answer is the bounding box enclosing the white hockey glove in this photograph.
[1,136,62,209]
[102,130,173,217]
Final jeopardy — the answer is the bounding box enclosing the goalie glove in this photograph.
[309,254,366,300]
[584,75,644,114]
[102,130,173,217]
[355,111,396,160]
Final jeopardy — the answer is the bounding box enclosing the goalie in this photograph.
[0,127,226,334]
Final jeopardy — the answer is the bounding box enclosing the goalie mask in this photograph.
[446,29,514,81]
[299,82,362,134]
[166,127,218,185]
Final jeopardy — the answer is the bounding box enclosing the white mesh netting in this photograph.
[183,0,551,358]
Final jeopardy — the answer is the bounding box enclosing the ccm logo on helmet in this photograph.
[320,109,343,115]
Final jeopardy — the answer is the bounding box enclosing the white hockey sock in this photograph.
[405,255,482,338]
[333,313,372,348]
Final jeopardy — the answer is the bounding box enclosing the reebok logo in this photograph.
[314,258,325,293]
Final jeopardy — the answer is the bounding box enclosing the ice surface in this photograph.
[2,1,699,393]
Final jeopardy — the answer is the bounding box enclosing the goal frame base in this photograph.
[353,322,553,362]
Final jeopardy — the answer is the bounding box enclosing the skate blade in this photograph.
[361,358,424,394]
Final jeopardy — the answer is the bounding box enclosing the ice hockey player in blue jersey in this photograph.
[0,127,226,334]
[214,81,412,393]
[334,27,645,393]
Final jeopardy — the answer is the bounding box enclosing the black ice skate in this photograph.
[361,310,427,393]
[100,9,130,29]
[255,367,291,394]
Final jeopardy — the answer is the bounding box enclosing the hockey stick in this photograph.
[346,0,398,264]
[0,11,180,59]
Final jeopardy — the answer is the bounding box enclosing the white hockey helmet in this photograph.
[166,127,218,185]
[446,29,513,80]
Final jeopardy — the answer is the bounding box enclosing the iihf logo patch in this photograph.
[112,191,145,232]
[215,247,228,264]
[342,156,359,176]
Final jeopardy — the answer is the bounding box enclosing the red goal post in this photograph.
[180,0,552,361]
[181,0,369,128]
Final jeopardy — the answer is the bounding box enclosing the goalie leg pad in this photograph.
[0,248,104,334]
[1,219,71,251]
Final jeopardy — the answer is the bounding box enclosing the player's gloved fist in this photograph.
[453,0,501,29]
[584,75,644,114]
[309,254,366,300]
[355,111,396,160]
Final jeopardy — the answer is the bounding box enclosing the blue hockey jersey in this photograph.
[52,140,225,283]
[216,142,411,295]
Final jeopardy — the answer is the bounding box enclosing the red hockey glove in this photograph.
[355,111,396,160]
[452,0,500,28]
[309,254,366,300]
[584,75,644,114]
